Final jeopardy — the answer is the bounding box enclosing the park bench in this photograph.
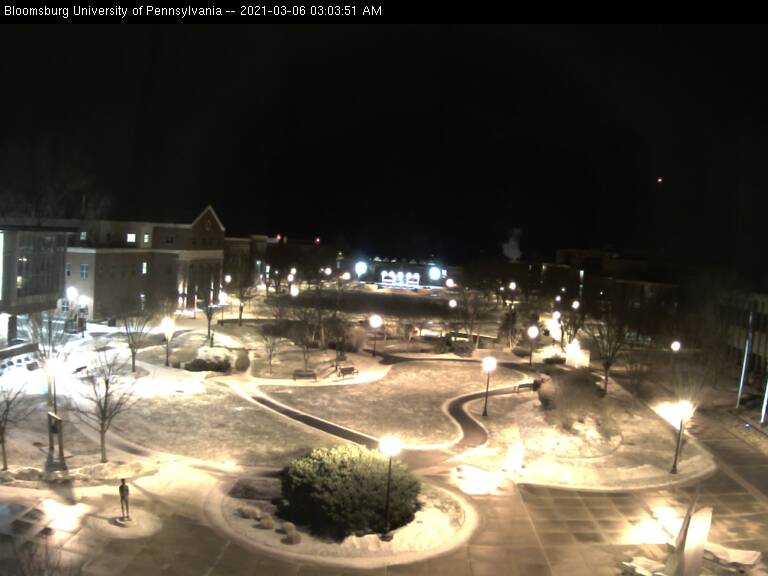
[516,380,542,393]
[293,369,318,382]
[337,365,359,379]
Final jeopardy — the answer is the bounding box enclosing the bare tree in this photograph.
[498,308,518,349]
[266,295,289,322]
[624,342,652,404]
[0,383,35,470]
[397,317,415,349]
[310,298,330,347]
[257,322,286,374]
[236,285,257,326]
[195,290,217,347]
[456,289,495,349]
[230,254,257,326]
[121,311,156,373]
[24,312,69,408]
[290,307,316,370]
[584,305,629,393]
[2,534,84,576]
[325,314,350,367]
[73,351,135,463]
[560,307,586,350]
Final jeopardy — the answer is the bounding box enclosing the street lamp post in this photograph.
[670,400,695,474]
[481,356,497,417]
[379,436,402,541]
[47,358,61,415]
[670,340,682,374]
[161,316,175,367]
[527,325,540,366]
[369,314,383,357]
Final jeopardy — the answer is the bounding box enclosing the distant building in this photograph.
[722,292,768,381]
[12,206,228,320]
[223,234,268,290]
[0,224,71,352]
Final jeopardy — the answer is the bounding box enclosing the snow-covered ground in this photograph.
[111,380,340,468]
[265,361,527,446]
[456,386,716,492]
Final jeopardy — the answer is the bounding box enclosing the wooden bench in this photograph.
[337,366,359,379]
[293,369,318,382]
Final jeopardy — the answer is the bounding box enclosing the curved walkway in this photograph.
[236,377,536,470]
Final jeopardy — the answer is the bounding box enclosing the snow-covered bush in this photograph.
[184,358,230,372]
[279,444,420,539]
[234,351,250,372]
[284,530,301,544]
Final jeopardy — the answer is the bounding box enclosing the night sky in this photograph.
[1,25,766,275]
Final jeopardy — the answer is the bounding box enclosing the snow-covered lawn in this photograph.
[136,330,211,366]
[2,397,101,471]
[266,361,527,445]
[112,381,339,467]
[457,386,716,491]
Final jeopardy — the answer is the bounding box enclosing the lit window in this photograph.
[80,231,87,241]
[80,264,89,279]
[144,233,150,244]
[142,262,148,275]
[126,233,136,243]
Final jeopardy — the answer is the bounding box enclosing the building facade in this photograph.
[0,224,71,351]
[55,206,225,319]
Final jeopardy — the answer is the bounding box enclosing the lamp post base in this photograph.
[379,531,394,542]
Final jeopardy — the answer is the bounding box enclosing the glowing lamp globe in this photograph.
[224,274,232,284]
[673,400,694,422]
[428,266,441,281]
[671,341,682,353]
[482,356,497,373]
[555,295,561,302]
[379,436,402,458]
[77,295,89,308]
[290,267,297,275]
[527,325,540,340]
[287,274,294,283]
[341,272,351,281]
[354,261,368,277]
[552,311,561,321]
[160,316,175,339]
[446,278,455,288]
[324,267,332,276]
[369,314,383,329]
[448,299,457,309]
[509,281,516,290]
[289,285,300,297]
[66,286,78,301]
[571,300,580,310]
